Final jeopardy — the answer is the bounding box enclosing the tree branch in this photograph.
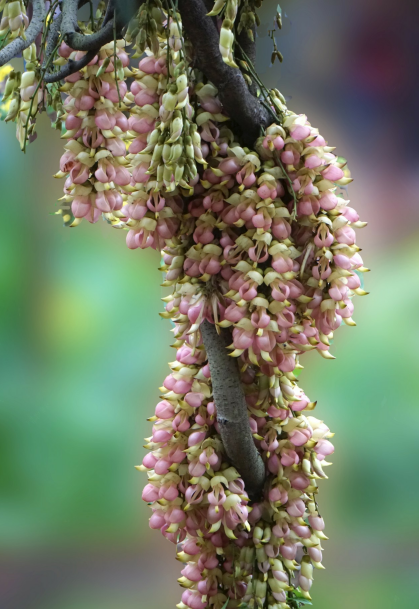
[61,0,79,36]
[0,0,45,66]
[102,0,115,27]
[62,0,143,51]
[42,0,141,81]
[42,12,63,71]
[178,0,270,146]
[200,320,266,501]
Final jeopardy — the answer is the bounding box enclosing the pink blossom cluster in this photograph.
[160,108,367,366]
[139,338,334,609]
[121,46,184,250]
[68,24,206,248]
[136,79,366,608]
[56,40,131,225]
[54,31,366,609]
[0,5,368,608]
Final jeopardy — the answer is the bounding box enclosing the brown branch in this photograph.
[62,0,143,51]
[200,320,266,501]
[42,13,62,71]
[0,0,45,66]
[178,0,270,146]
[44,0,140,81]
[102,0,115,27]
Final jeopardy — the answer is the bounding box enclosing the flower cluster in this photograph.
[0,0,28,41]
[1,42,43,147]
[0,5,367,608]
[55,40,131,226]
[49,12,367,609]
[121,17,198,250]
[134,87,366,609]
[138,337,335,609]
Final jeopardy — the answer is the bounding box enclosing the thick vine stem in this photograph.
[102,0,115,27]
[61,0,79,35]
[62,0,143,51]
[200,320,266,501]
[177,0,270,146]
[0,0,45,66]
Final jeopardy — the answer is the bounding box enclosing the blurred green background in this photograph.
[1,0,418,608]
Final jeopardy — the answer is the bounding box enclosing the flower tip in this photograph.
[318,350,335,360]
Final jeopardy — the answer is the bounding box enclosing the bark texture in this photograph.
[62,0,143,51]
[200,320,266,501]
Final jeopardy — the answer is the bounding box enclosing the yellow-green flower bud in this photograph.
[162,142,172,164]
[5,96,19,122]
[20,70,35,89]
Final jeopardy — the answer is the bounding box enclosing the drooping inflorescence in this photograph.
[0,2,368,608]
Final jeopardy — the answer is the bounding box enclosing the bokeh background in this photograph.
[1,0,419,607]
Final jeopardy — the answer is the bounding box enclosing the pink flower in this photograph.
[290,124,311,140]
[335,225,356,245]
[71,196,91,218]
[322,165,344,181]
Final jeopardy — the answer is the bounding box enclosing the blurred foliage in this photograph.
[0,113,173,548]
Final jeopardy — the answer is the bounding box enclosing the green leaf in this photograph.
[355,269,365,290]
[291,590,313,605]
[276,4,283,28]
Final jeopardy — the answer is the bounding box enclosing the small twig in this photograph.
[0,30,11,51]
[88,0,95,30]
[236,10,257,97]
[113,13,121,107]
[38,0,60,64]
[273,150,298,219]
[23,34,64,152]
[236,40,283,123]
[260,97,280,124]
[43,47,99,83]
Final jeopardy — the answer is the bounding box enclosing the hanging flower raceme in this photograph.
[54,39,131,226]
[125,64,366,609]
[136,84,367,608]
[0,3,368,608]
[1,41,43,148]
[56,54,368,603]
